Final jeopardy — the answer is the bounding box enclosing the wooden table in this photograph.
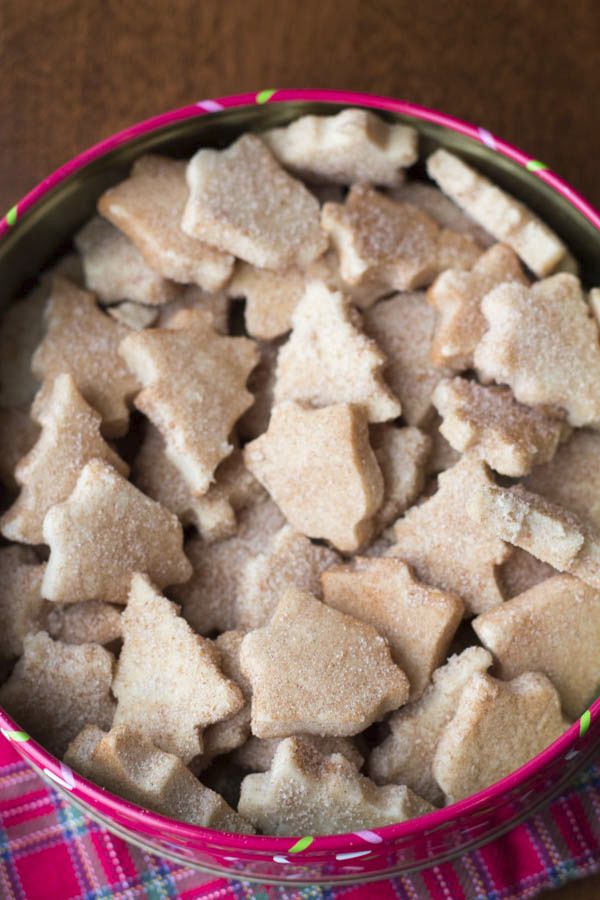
[0,1,598,896]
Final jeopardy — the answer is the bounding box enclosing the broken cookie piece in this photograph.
[2,374,129,545]
[75,216,182,306]
[427,243,528,371]
[98,155,234,291]
[46,601,122,647]
[321,184,481,289]
[474,274,600,429]
[432,376,566,477]
[388,454,509,614]
[183,134,328,270]
[244,402,383,553]
[64,724,253,833]
[236,525,340,629]
[31,278,139,437]
[107,302,159,331]
[368,647,492,804]
[200,631,252,767]
[112,574,243,762]
[42,459,191,604]
[467,477,600,590]
[274,280,401,422]
[240,588,409,738]
[262,108,418,186]
[473,574,600,719]
[432,672,568,803]
[0,631,115,758]
[427,149,566,276]
[238,736,432,835]
[363,292,451,427]
[120,309,258,495]
[322,557,464,699]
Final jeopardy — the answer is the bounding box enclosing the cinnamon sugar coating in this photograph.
[475,274,600,429]
[31,278,139,437]
[46,601,122,647]
[370,424,431,533]
[1,374,129,545]
[112,574,243,762]
[427,243,528,371]
[183,134,328,271]
[427,149,566,276]
[240,589,410,738]
[120,309,258,495]
[262,108,418,186]
[244,402,384,553]
[432,376,567,477]
[274,280,401,422]
[42,459,191,604]
[239,736,432,836]
[98,155,234,291]
[322,557,464,700]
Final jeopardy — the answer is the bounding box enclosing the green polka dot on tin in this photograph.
[526,159,548,173]
[288,835,314,853]
[579,709,591,738]
[256,89,277,105]
[0,728,30,742]
[5,205,18,227]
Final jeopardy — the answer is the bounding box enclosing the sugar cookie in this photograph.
[42,459,191,604]
[200,631,252,767]
[240,588,409,738]
[389,181,494,248]
[244,402,383,553]
[107,301,159,331]
[183,134,328,270]
[370,424,431,532]
[232,734,364,773]
[46,601,122,647]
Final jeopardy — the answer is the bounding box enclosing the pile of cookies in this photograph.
[0,108,598,837]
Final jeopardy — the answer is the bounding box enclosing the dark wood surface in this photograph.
[1,1,599,896]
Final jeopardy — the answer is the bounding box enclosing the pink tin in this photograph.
[0,90,598,887]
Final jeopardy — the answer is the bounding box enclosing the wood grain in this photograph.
[0,1,599,896]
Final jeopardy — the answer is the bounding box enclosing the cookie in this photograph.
[1,373,129,544]
[425,414,461,474]
[112,574,243,763]
[363,292,451,427]
[466,479,600,590]
[107,301,159,331]
[427,149,566,276]
[322,184,481,290]
[0,632,115,758]
[75,216,182,306]
[240,588,409,738]
[262,108,418,186]
[31,277,139,437]
[236,525,340,629]
[183,134,328,270]
[156,284,230,333]
[388,454,509,614]
[432,376,567,477]
[427,243,528,371]
[200,631,252,767]
[273,280,401,422]
[238,736,433,835]
[473,574,600,718]
[42,459,192,604]
[370,424,432,532]
[474,274,600,429]
[322,557,464,700]
[120,309,259,494]
[368,647,492,804]
[64,724,253,833]
[432,672,568,803]
[133,428,265,543]
[244,402,384,553]
[98,155,234,291]
[232,734,364,773]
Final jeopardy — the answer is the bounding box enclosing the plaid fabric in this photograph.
[1,738,599,900]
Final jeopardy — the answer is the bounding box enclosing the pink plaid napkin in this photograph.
[1,737,599,899]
